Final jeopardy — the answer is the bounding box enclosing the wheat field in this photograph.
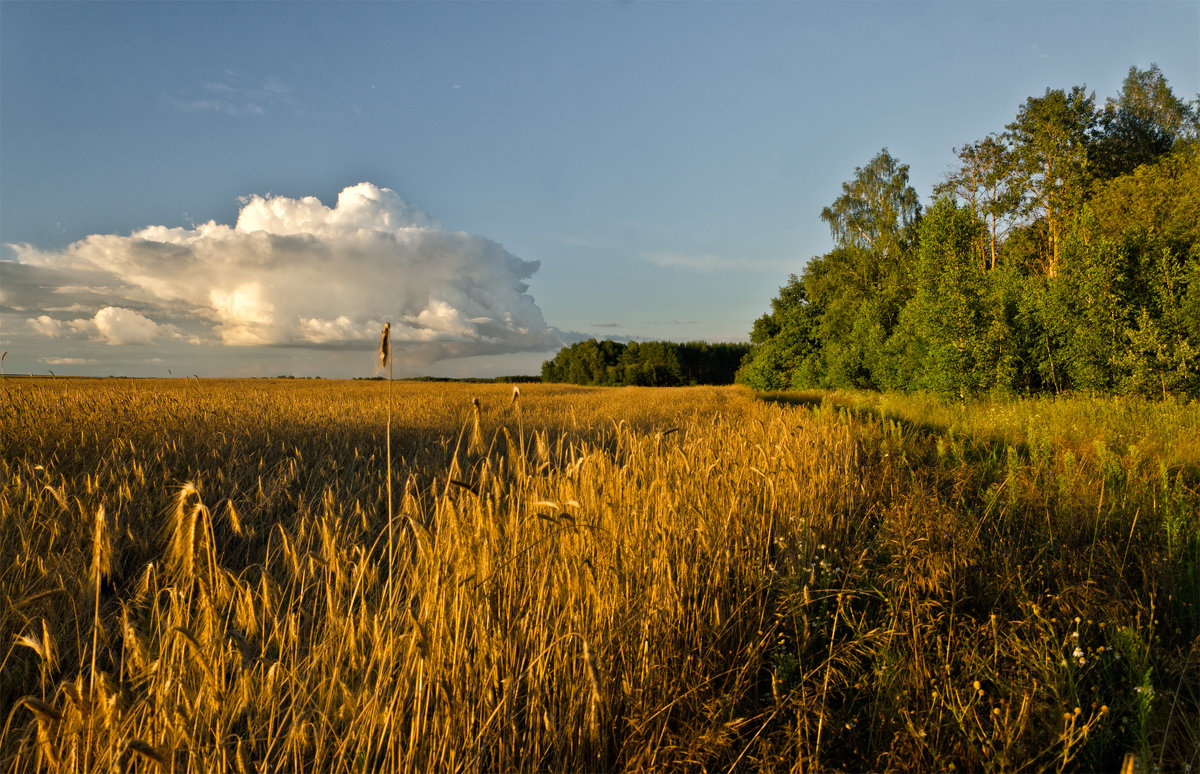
[1,378,1196,772]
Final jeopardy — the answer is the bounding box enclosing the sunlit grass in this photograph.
[1,379,1196,772]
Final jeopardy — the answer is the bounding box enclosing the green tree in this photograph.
[676,342,753,385]
[1183,258,1200,345]
[1041,144,1200,398]
[983,264,1037,393]
[1045,227,1124,393]
[1004,86,1099,277]
[813,150,922,388]
[820,148,921,258]
[541,339,627,385]
[1087,141,1200,246]
[545,339,747,386]
[736,274,822,390]
[1118,243,1200,398]
[935,135,1021,270]
[1119,307,1199,399]
[900,198,1000,398]
[1092,64,1200,180]
[739,64,1197,399]
[620,341,683,386]
[741,150,921,391]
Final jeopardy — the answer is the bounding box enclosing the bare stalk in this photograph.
[380,324,394,607]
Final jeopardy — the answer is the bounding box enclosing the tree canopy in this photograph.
[542,340,751,387]
[739,64,1200,400]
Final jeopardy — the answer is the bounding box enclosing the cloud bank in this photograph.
[7,183,558,365]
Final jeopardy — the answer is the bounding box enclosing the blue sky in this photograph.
[2,1,1197,378]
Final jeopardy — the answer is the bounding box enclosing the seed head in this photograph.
[379,323,391,369]
[21,698,62,724]
[90,504,112,587]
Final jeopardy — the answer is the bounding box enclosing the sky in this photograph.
[2,1,1197,379]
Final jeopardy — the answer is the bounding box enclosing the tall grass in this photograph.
[1,379,1196,772]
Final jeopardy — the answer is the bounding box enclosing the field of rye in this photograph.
[1,378,1197,773]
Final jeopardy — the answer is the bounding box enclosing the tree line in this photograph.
[738,64,1200,399]
[541,339,751,386]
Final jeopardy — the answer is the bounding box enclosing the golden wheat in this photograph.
[0,379,1196,772]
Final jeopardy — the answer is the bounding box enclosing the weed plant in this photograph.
[1,379,1196,772]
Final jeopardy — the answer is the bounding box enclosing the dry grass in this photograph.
[1,378,1196,772]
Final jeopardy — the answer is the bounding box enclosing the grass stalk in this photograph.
[380,323,394,608]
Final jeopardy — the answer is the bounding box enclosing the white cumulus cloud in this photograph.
[28,315,66,338]
[27,307,161,345]
[93,307,160,345]
[9,183,558,363]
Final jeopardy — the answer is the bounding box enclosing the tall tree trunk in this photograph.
[989,216,997,271]
[1048,210,1060,278]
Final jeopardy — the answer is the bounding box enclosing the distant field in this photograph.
[2,379,1196,772]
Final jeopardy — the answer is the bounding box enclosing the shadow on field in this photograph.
[758,390,1200,491]
[756,389,1034,469]
[754,389,1200,621]
[756,391,824,409]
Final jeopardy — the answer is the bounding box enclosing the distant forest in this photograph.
[738,65,1199,399]
[541,340,751,386]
